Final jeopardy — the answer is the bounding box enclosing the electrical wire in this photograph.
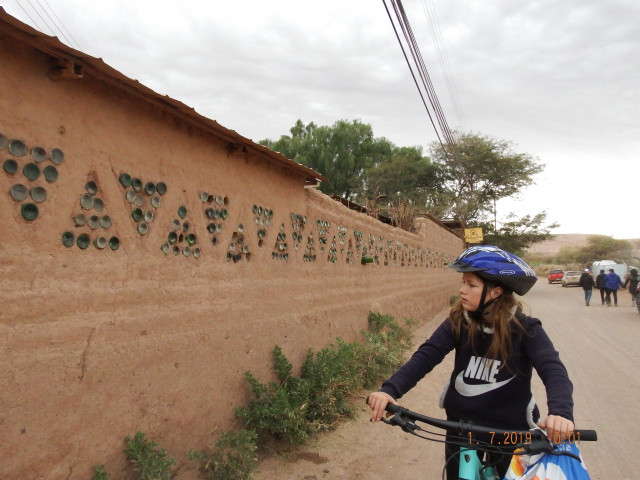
[11,0,43,32]
[37,0,81,49]
[395,0,456,148]
[421,0,466,129]
[382,0,446,151]
[12,0,80,49]
[382,0,458,156]
[17,0,55,35]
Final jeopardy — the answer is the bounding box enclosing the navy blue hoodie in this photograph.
[380,312,574,430]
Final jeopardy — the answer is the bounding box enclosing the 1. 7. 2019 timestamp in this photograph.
[468,431,584,445]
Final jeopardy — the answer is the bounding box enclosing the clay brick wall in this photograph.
[0,16,464,479]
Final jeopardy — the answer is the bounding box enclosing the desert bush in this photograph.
[300,338,366,428]
[188,429,258,480]
[124,432,176,480]
[237,312,414,447]
[91,465,109,480]
[236,346,312,445]
[358,312,414,388]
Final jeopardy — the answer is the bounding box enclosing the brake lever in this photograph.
[520,439,553,455]
[382,414,419,434]
[518,438,582,462]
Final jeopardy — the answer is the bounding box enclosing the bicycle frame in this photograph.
[458,446,497,480]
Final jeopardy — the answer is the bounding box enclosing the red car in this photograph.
[548,269,564,284]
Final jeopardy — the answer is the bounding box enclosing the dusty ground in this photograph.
[252,282,640,479]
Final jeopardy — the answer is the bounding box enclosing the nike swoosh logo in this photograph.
[454,371,516,396]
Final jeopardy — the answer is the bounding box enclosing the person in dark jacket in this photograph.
[604,268,624,306]
[595,269,607,304]
[578,268,596,306]
[367,246,574,480]
[623,269,639,306]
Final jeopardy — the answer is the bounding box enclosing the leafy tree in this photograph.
[263,121,554,244]
[362,146,441,205]
[429,131,544,224]
[260,119,389,199]
[554,246,579,266]
[477,212,558,257]
[568,236,633,264]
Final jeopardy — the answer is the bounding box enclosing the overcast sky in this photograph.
[4,0,639,239]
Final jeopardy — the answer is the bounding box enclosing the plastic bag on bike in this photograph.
[504,441,591,480]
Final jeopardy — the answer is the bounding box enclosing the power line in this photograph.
[12,0,43,32]
[382,0,445,151]
[420,0,466,129]
[395,0,455,148]
[13,0,80,49]
[37,0,81,49]
[18,0,56,35]
[383,0,457,154]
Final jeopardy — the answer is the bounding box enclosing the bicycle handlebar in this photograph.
[368,397,598,442]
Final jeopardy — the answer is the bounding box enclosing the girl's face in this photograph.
[459,272,502,312]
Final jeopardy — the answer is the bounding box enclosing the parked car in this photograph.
[561,271,582,287]
[548,269,564,284]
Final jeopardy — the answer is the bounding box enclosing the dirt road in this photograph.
[253,282,640,479]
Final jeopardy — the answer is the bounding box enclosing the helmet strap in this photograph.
[470,283,499,320]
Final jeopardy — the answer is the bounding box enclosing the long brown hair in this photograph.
[449,287,524,368]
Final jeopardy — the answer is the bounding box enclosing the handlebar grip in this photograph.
[575,430,597,441]
[365,396,402,414]
[385,403,401,414]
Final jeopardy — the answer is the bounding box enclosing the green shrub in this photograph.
[124,431,176,480]
[91,465,109,480]
[236,346,312,445]
[188,429,258,480]
[359,312,414,388]
[237,312,414,447]
[300,338,365,428]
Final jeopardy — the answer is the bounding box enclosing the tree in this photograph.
[262,121,555,243]
[478,212,559,257]
[361,145,442,209]
[429,131,544,225]
[537,235,634,265]
[573,236,633,264]
[260,119,389,199]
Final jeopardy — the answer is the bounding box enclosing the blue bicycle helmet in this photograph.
[448,245,538,296]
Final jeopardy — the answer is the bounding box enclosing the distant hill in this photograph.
[526,234,593,256]
[526,234,640,264]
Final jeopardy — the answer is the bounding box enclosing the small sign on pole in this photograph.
[464,227,483,244]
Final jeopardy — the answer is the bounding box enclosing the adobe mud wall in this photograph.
[0,22,464,479]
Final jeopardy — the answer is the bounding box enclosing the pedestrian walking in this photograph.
[595,269,607,304]
[623,269,639,307]
[578,268,596,306]
[604,268,624,306]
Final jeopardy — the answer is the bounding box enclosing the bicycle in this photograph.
[367,398,597,480]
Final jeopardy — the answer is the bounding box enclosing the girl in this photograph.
[367,245,575,479]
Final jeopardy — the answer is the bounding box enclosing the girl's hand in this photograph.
[537,415,575,443]
[367,391,397,422]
